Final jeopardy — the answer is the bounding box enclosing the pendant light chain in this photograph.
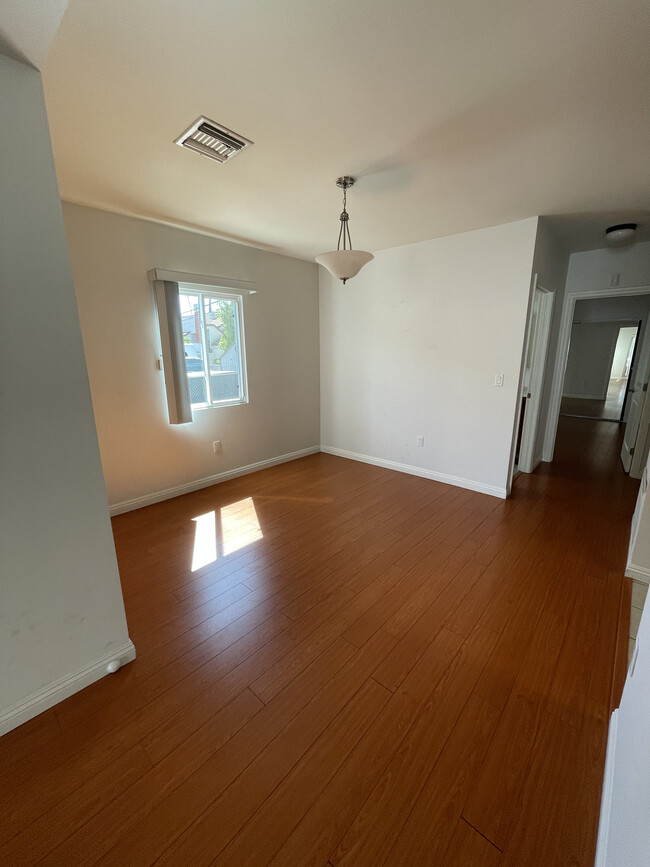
[337,181,353,251]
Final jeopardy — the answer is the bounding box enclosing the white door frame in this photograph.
[542,283,650,462]
[518,283,555,473]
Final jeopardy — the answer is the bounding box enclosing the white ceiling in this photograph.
[0,0,67,68]
[39,0,650,260]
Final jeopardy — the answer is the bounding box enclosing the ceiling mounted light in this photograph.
[605,223,637,244]
[315,177,373,284]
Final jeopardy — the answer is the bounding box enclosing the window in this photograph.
[178,287,248,408]
[150,268,255,424]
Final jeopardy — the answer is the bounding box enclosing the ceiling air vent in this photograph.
[174,116,253,164]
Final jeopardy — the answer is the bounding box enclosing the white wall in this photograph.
[319,217,539,497]
[566,242,650,294]
[62,204,320,511]
[0,55,132,733]
[599,593,650,866]
[528,218,569,469]
[563,322,619,399]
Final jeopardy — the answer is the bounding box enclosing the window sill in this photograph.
[191,399,249,412]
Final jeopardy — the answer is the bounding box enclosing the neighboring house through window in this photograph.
[178,286,248,409]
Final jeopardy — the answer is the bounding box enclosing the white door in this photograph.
[622,326,650,474]
[518,286,554,473]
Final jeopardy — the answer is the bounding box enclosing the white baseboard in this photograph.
[595,708,618,867]
[0,639,136,737]
[563,392,607,401]
[320,446,507,499]
[625,563,650,584]
[109,446,320,516]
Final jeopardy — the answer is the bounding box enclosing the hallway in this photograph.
[0,423,640,865]
[560,378,628,422]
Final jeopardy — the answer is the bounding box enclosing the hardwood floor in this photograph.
[561,378,628,421]
[0,416,638,865]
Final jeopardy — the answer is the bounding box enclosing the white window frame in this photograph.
[149,269,255,422]
[179,283,249,410]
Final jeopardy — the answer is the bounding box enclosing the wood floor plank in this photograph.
[612,576,632,710]
[137,609,292,702]
[210,678,392,866]
[588,570,623,707]
[38,690,263,866]
[372,554,491,692]
[268,628,464,867]
[341,564,430,647]
[0,744,152,866]
[553,699,609,866]
[141,632,357,768]
[499,711,578,866]
[463,608,568,849]
[546,575,605,729]
[248,563,404,704]
[384,693,501,865]
[442,819,502,867]
[470,542,570,713]
[97,631,396,866]
[382,541,470,639]
[331,626,499,866]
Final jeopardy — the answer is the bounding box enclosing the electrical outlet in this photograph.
[416,435,425,447]
[494,373,504,387]
[213,440,222,453]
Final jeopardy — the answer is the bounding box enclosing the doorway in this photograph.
[543,287,650,479]
[560,319,640,423]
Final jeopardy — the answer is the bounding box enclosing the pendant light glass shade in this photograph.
[315,249,374,282]
[605,223,637,244]
[316,177,373,284]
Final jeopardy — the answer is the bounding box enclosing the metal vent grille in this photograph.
[175,116,253,164]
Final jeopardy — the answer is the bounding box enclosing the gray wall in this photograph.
[563,321,620,399]
[0,54,131,726]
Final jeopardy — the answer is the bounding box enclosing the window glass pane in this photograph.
[203,296,241,404]
[179,293,208,406]
[177,288,246,409]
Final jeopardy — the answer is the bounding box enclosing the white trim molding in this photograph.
[320,446,507,499]
[625,563,650,584]
[0,639,136,737]
[595,708,619,867]
[147,268,256,294]
[109,446,321,515]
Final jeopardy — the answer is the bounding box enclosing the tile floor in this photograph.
[628,579,648,664]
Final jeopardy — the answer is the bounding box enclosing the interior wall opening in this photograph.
[560,320,640,423]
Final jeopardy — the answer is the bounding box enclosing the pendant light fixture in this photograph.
[315,177,374,284]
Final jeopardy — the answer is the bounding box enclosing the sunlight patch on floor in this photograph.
[191,498,263,570]
[191,510,217,571]
[222,497,264,556]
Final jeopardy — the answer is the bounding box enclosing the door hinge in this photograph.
[643,383,648,392]
[630,447,635,455]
